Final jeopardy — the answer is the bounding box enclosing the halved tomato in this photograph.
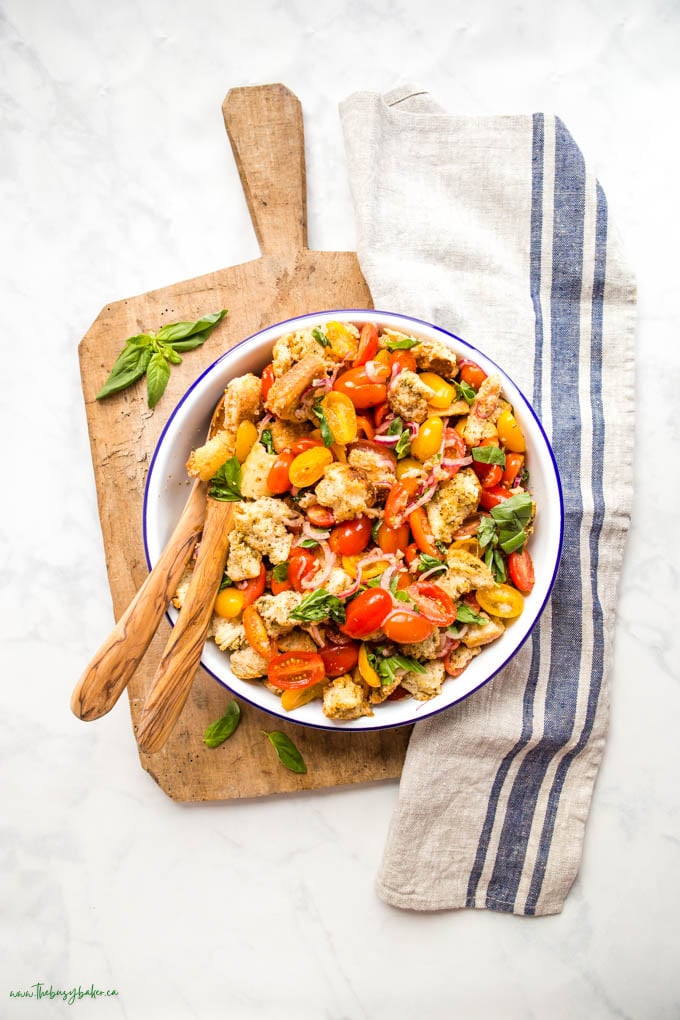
[261,363,276,400]
[389,349,417,373]
[268,651,326,690]
[341,588,393,639]
[319,641,360,677]
[243,605,275,660]
[306,503,335,528]
[353,323,380,366]
[384,482,411,529]
[329,515,372,556]
[291,437,325,455]
[408,506,440,558]
[507,548,535,594]
[240,563,266,606]
[479,485,512,511]
[376,520,411,554]
[476,583,524,619]
[288,549,317,592]
[267,451,295,494]
[407,581,456,626]
[458,360,487,389]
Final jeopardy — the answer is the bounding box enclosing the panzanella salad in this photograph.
[174,321,536,721]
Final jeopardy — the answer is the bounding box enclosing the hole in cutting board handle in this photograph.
[222,84,308,258]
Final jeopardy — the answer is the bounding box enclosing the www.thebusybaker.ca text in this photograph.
[9,983,119,1005]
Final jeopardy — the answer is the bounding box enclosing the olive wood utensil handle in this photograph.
[70,481,207,721]
[136,498,234,754]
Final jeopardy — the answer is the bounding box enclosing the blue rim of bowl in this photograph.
[143,308,564,733]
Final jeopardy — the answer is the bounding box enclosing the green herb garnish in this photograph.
[476,491,533,579]
[260,428,275,455]
[272,562,289,582]
[384,336,420,351]
[312,400,334,447]
[297,538,319,549]
[218,571,233,591]
[418,553,447,576]
[204,700,241,748]
[263,731,307,773]
[312,327,331,348]
[386,416,412,459]
[371,518,382,544]
[289,588,346,625]
[369,651,426,685]
[456,604,487,626]
[453,379,476,406]
[472,444,506,467]
[96,309,228,408]
[209,456,242,502]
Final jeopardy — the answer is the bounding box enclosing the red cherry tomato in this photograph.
[243,605,275,660]
[507,548,535,594]
[270,573,292,595]
[261,363,276,400]
[444,427,468,458]
[329,515,372,556]
[405,542,420,566]
[291,437,325,455]
[374,402,390,428]
[383,482,411,529]
[319,641,360,677]
[407,582,457,626]
[334,366,387,409]
[382,611,434,644]
[444,643,470,677]
[267,451,295,494]
[355,414,375,440]
[388,685,410,700]
[376,520,411,554]
[240,563,266,607]
[268,651,326,690]
[502,453,524,486]
[475,463,503,489]
[306,503,335,528]
[353,323,380,366]
[458,360,487,389]
[479,485,512,510]
[408,506,440,558]
[390,349,417,373]
[288,549,317,592]
[341,589,393,639]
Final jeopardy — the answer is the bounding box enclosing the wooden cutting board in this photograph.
[78,84,411,801]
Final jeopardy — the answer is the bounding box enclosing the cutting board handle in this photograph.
[223,84,307,257]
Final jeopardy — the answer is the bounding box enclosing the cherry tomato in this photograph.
[387,685,409,700]
[329,516,372,556]
[390,349,417,373]
[288,446,333,488]
[267,450,295,494]
[358,642,380,687]
[444,644,471,678]
[408,506,440,558]
[411,416,444,461]
[476,583,525,619]
[234,420,258,463]
[479,485,512,510]
[243,605,275,660]
[280,683,325,711]
[214,587,245,619]
[288,549,317,592]
[382,610,434,644]
[418,372,455,409]
[261,363,276,400]
[270,573,292,595]
[341,589,393,639]
[291,437,324,455]
[306,503,335,528]
[507,548,535,594]
[321,391,358,444]
[405,542,419,566]
[334,366,387,409]
[384,482,411,529]
[459,360,487,389]
[268,651,326,690]
[356,414,375,440]
[497,407,526,453]
[353,323,380,366]
[374,402,390,428]
[319,641,360,677]
[376,520,411,554]
[240,563,266,607]
[502,452,524,486]
[444,427,468,458]
[407,582,457,626]
[472,439,504,489]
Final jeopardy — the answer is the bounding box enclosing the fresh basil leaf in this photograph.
[454,380,476,406]
[263,730,307,773]
[492,548,507,583]
[209,457,242,502]
[260,429,274,455]
[96,342,151,400]
[418,553,447,575]
[163,346,183,366]
[377,653,425,685]
[359,576,382,589]
[477,516,497,550]
[387,417,404,435]
[218,571,233,591]
[272,562,289,582]
[371,518,382,544]
[395,430,411,459]
[157,309,227,343]
[472,444,506,466]
[490,492,533,525]
[384,336,420,351]
[456,604,487,626]
[204,700,241,748]
[435,540,448,556]
[394,589,411,602]
[499,528,527,554]
[312,327,330,349]
[520,467,530,487]
[146,352,171,409]
[297,538,319,549]
[289,588,346,625]
[312,400,334,447]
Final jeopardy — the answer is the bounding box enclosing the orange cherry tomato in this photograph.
[353,323,380,366]
[384,482,411,529]
[321,391,358,444]
[319,641,360,677]
[240,563,266,607]
[288,549,317,592]
[341,589,393,639]
[329,515,372,556]
[268,651,326,690]
[374,402,390,428]
[288,446,333,488]
[507,548,535,594]
[382,611,434,644]
[270,573,292,595]
[243,605,275,660]
[405,542,419,566]
[376,520,411,554]
[389,349,417,373]
[408,506,440,558]
[459,360,487,389]
[306,503,335,528]
[333,366,387,409]
[407,582,456,626]
[291,437,324,455]
[267,450,295,494]
[502,453,524,486]
[261,363,276,400]
[356,414,375,440]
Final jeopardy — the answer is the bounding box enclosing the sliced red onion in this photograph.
[301,542,336,589]
[388,363,403,390]
[380,564,398,592]
[364,360,386,384]
[302,521,331,542]
[373,432,400,446]
[407,420,419,439]
[337,576,361,599]
[404,485,437,516]
[256,412,273,436]
[375,414,397,435]
[307,623,325,647]
[419,564,447,582]
[442,456,472,469]
[234,579,250,590]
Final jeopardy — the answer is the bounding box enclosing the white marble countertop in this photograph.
[2,1,678,1017]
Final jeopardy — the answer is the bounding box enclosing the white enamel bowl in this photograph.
[143,309,563,731]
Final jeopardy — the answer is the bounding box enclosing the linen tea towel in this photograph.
[340,86,636,915]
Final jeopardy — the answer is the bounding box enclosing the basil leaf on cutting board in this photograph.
[263,731,307,773]
[204,700,241,748]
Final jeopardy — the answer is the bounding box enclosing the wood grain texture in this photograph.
[77,83,411,800]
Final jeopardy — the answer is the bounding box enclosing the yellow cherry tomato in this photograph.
[358,643,380,688]
[281,682,325,711]
[497,408,526,453]
[374,349,391,366]
[452,538,481,558]
[234,420,258,463]
[396,456,424,482]
[288,446,333,488]
[411,416,444,461]
[214,587,245,619]
[341,554,389,580]
[321,391,358,444]
[476,583,525,619]
[454,417,468,438]
[418,372,455,409]
[325,321,358,361]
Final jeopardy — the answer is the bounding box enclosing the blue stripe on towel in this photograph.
[524,183,608,913]
[465,112,545,908]
[484,117,586,912]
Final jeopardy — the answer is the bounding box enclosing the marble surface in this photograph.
[2,1,679,1017]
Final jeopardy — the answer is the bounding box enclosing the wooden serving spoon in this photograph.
[135,490,236,754]
[70,396,226,722]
